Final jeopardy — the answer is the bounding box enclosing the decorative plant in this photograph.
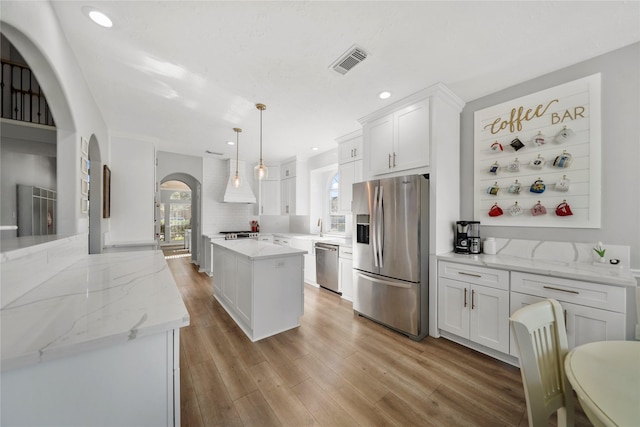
[593,241,606,258]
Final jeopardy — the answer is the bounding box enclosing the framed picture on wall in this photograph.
[81,137,89,156]
[81,157,88,175]
[103,165,111,218]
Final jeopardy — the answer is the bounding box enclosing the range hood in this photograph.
[223,159,256,204]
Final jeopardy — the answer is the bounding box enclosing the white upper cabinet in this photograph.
[363,98,429,176]
[359,83,464,179]
[259,179,280,215]
[279,157,308,215]
[280,159,296,179]
[337,130,364,213]
[337,130,363,164]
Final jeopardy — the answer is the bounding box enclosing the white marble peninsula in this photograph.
[1,246,190,427]
[211,239,307,342]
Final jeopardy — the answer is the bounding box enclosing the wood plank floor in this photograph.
[164,248,591,427]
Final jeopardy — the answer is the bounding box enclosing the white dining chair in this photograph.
[510,298,575,427]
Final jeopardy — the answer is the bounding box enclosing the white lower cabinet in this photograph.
[1,330,181,427]
[509,272,627,356]
[339,246,353,301]
[438,262,510,354]
[438,259,633,365]
[289,237,316,285]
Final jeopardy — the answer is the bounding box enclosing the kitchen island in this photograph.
[211,239,307,341]
[1,249,189,427]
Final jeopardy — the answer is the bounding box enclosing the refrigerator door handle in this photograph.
[372,185,379,267]
[377,185,384,268]
[356,271,412,289]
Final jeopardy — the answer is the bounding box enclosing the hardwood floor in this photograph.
[164,248,591,427]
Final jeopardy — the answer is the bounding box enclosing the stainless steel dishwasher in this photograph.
[315,242,340,294]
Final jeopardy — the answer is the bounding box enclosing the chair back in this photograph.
[510,299,574,427]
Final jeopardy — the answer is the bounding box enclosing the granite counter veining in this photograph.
[0,250,190,372]
[438,252,636,288]
[212,239,307,260]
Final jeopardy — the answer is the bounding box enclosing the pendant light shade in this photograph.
[233,128,242,188]
[254,103,268,180]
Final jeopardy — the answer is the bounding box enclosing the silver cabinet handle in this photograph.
[393,152,396,167]
[388,153,391,168]
[464,288,467,308]
[471,289,475,310]
[458,271,482,278]
[543,285,579,294]
[353,148,357,157]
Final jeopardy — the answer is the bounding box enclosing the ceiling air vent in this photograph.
[331,45,368,75]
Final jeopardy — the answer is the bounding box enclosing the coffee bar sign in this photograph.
[474,73,601,228]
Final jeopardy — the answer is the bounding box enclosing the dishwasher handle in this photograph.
[315,243,338,251]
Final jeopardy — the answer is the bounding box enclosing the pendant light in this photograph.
[254,103,268,180]
[233,127,242,188]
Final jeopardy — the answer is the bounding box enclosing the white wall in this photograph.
[107,136,156,245]
[1,2,109,238]
[460,42,640,269]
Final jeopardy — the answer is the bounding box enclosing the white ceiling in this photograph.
[50,1,640,165]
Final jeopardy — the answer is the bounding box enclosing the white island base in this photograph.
[212,240,306,342]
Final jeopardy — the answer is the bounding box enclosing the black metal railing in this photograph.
[1,59,55,126]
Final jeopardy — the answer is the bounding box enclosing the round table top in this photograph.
[565,341,640,427]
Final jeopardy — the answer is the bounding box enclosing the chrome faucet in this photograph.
[317,218,323,237]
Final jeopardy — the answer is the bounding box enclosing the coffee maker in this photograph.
[454,221,480,254]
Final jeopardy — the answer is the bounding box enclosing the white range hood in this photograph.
[223,159,256,204]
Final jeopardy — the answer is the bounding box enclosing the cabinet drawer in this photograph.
[510,272,626,313]
[439,261,509,291]
[339,246,353,259]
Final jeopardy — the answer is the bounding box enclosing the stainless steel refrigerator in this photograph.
[352,174,429,340]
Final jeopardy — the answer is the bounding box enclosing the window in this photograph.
[329,173,345,233]
[159,182,191,243]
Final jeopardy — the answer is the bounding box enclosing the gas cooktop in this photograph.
[220,231,259,240]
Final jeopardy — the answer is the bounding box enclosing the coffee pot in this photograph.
[454,221,480,254]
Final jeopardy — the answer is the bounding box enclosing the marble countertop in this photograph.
[437,252,636,288]
[273,233,352,247]
[212,239,307,260]
[0,250,190,372]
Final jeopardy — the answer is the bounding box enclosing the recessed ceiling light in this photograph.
[311,147,319,151]
[378,91,391,99]
[227,141,235,145]
[88,9,113,28]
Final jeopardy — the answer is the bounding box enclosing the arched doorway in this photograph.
[160,173,201,265]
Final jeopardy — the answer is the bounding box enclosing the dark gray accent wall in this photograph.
[460,42,640,268]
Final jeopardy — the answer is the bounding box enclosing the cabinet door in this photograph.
[338,135,363,163]
[212,245,222,296]
[509,292,626,356]
[365,114,393,176]
[236,257,253,327]
[394,99,430,172]
[304,254,316,285]
[280,179,292,214]
[260,180,280,215]
[509,292,543,357]
[438,277,469,338]
[281,161,296,179]
[564,300,625,348]
[221,249,236,306]
[338,161,355,213]
[339,257,353,301]
[469,285,510,353]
